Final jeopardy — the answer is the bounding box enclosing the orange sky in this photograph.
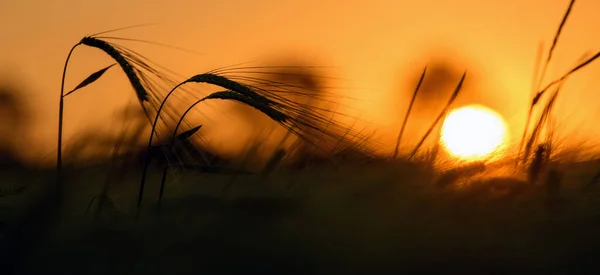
[1,0,600,164]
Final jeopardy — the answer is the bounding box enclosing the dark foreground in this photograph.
[2,159,600,275]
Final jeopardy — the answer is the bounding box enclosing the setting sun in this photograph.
[440,105,508,161]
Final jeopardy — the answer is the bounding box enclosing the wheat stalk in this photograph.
[523,87,561,163]
[60,34,374,213]
[138,72,287,211]
[155,90,289,207]
[57,43,80,203]
[408,72,466,160]
[60,33,198,214]
[393,66,427,159]
[138,68,371,210]
[57,36,156,202]
[202,67,373,153]
[519,0,576,159]
[521,50,596,163]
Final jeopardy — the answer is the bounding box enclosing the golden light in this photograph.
[440,104,508,161]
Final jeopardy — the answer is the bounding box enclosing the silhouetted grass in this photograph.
[519,0,600,165]
[17,3,600,273]
[519,0,576,159]
[393,66,427,159]
[409,72,466,160]
[5,154,600,274]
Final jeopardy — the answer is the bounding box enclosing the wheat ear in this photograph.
[519,0,576,159]
[138,72,283,212]
[80,37,148,103]
[156,90,288,206]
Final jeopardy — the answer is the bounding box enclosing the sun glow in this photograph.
[440,105,508,161]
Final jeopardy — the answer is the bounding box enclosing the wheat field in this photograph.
[3,1,600,274]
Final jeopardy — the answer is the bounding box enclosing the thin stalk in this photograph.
[157,90,279,204]
[521,50,593,162]
[518,0,576,160]
[157,97,210,207]
[408,72,466,160]
[537,0,575,91]
[57,42,82,203]
[393,66,427,159]
[519,105,535,161]
[518,42,545,161]
[523,87,561,163]
[138,81,186,214]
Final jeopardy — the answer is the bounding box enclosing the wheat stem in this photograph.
[157,90,288,205]
[157,93,221,207]
[57,41,83,204]
[408,72,466,160]
[139,72,281,212]
[138,81,186,213]
[518,0,576,160]
[393,66,427,159]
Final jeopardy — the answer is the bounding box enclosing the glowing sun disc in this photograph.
[440,105,508,160]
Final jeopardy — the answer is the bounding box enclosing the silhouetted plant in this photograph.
[393,66,427,158]
[138,67,374,211]
[155,90,290,206]
[518,0,600,163]
[409,72,467,160]
[58,29,207,207]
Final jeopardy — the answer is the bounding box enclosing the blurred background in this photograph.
[1,0,599,166]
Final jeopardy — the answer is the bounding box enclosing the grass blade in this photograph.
[175,125,202,142]
[64,64,116,97]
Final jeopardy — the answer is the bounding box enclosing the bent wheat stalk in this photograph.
[57,43,80,202]
[156,90,288,206]
[58,37,144,203]
[138,81,186,213]
[139,73,284,211]
[60,34,185,214]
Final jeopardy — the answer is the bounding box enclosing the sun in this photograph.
[440,104,508,161]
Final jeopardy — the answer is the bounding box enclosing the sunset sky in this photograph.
[1,0,599,164]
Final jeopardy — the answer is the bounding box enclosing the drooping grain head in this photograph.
[187,73,276,107]
[200,91,288,123]
[80,36,148,103]
[171,67,382,166]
